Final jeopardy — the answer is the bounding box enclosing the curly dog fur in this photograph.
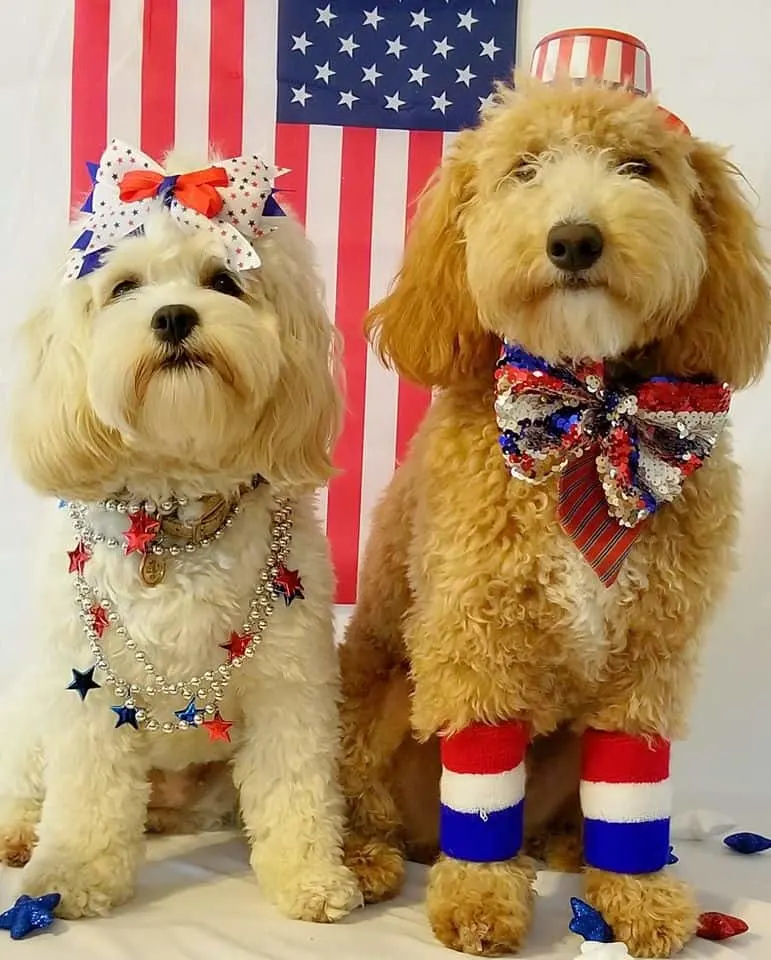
[338,75,769,956]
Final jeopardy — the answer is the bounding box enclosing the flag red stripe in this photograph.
[141,0,178,160]
[70,0,110,213]
[394,130,442,465]
[274,123,310,226]
[209,0,245,156]
[327,126,377,603]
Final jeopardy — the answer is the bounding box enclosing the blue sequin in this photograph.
[568,897,614,942]
[174,697,204,726]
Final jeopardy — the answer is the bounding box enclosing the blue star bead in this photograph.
[569,897,614,942]
[67,666,101,701]
[111,705,138,729]
[668,845,679,865]
[0,893,60,940]
[723,832,771,855]
[174,697,203,726]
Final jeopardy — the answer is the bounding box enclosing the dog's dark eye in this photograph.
[110,279,140,300]
[511,162,538,183]
[206,270,243,298]
[617,158,654,179]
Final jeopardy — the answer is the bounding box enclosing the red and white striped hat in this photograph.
[530,28,689,134]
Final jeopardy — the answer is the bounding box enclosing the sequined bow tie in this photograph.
[494,342,731,584]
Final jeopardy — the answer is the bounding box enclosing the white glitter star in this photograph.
[385,91,405,112]
[291,32,312,54]
[457,9,478,31]
[316,4,336,27]
[339,34,360,56]
[408,64,430,86]
[433,36,454,58]
[363,6,384,29]
[338,89,359,109]
[362,63,383,86]
[456,65,477,86]
[290,84,312,106]
[410,8,431,30]
[386,35,407,58]
[431,91,452,114]
[480,37,501,60]
[315,61,336,84]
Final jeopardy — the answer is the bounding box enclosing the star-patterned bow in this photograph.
[495,343,731,584]
[65,139,288,281]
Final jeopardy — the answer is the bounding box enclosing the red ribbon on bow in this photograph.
[118,166,229,218]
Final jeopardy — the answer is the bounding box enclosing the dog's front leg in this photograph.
[16,692,149,919]
[233,605,362,923]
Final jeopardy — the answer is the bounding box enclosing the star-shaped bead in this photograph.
[111,705,139,729]
[201,711,234,743]
[67,541,91,574]
[408,64,430,86]
[314,60,335,83]
[273,564,305,606]
[569,897,614,942]
[220,631,250,662]
[339,34,359,57]
[338,90,359,109]
[90,604,110,638]
[386,35,406,58]
[123,510,160,555]
[316,4,336,26]
[0,893,60,940]
[174,697,204,726]
[290,84,312,106]
[67,666,101,701]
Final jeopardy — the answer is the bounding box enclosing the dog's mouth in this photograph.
[159,348,209,372]
[553,273,605,291]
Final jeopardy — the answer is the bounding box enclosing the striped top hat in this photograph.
[530,28,689,134]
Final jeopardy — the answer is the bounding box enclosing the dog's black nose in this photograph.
[151,304,199,345]
[547,222,604,272]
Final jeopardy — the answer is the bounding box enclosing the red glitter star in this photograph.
[90,604,110,638]
[273,564,304,606]
[220,631,250,662]
[67,541,91,574]
[123,510,161,555]
[201,712,233,743]
[697,912,749,941]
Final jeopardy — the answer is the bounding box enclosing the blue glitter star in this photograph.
[0,893,60,939]
[569,897,614,942]
[111,705,138,729]
[67,666,101,701]
[174,697,203,726]
[723,832,771,854]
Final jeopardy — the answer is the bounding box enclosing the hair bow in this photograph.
[64,139,288,282]
[494,342,731,584]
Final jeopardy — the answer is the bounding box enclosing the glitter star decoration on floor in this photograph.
[67,540,91,574]
[67,665,101,701]
[723,831,771,854]
[174,697,204,726]
[220,631,250,662]
[273,563,304,606]
[696,911,749,941]
[0,893,60,940]
[123,510,161,555]
[201,711,233,743]
[569,897,614,943]
[111,704,139,729]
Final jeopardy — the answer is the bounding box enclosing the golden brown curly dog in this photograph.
[338,75,770,958]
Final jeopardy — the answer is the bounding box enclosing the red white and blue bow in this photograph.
[494,342,731,584]
[65,139,288,281]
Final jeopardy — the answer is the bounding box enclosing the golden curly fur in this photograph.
[338,75,770,957]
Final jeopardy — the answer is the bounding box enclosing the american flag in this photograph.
[69,0,517,603]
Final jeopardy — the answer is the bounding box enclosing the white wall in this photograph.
[1,1,770,803]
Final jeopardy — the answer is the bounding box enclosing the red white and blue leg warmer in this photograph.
[581,729,672,875]
[439,720,530,863]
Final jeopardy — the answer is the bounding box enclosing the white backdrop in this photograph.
[1,0,770,805]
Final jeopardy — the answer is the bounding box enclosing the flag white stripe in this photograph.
[243,0,278,158]
[175,0,211,158]
[106,0,142,146]
[357,128,409,572]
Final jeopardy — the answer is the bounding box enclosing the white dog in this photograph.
[0,142,361,922]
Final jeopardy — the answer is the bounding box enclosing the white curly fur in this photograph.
[0,151,361,923]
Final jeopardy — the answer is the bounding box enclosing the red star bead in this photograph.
[67,541,91,574]
[273,564,304,606]
[201,712,233,743]
[697,912,749,941]
[90,604,110,638]
[220,631,250,662]
[123,510,161,555]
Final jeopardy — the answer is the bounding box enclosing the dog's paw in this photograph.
[16,852,135,919]
[343,833,406,903]
[427,855,536,956]
[584,867,699,958]
[0,822,37,868]
[260,860,363,923]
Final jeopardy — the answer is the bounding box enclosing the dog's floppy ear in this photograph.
[658,141,770,389]
[10,285,123,498]
[364,131,499,389]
